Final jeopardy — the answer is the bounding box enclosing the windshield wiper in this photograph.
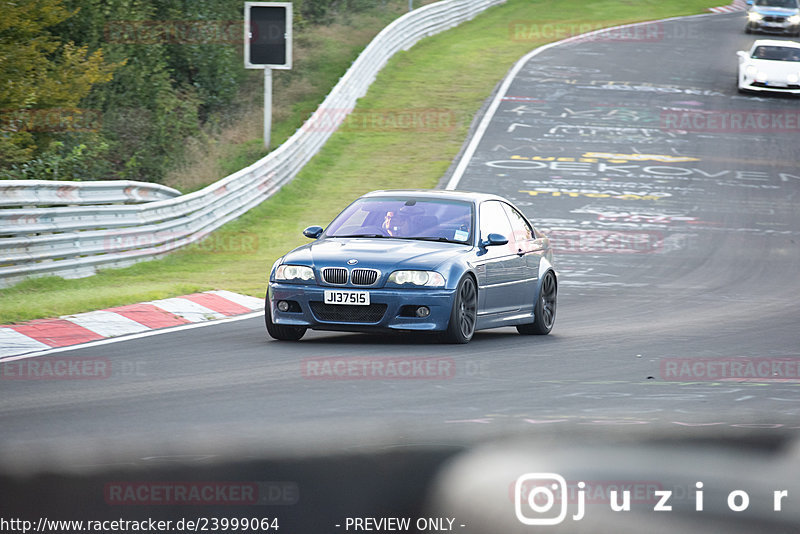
[404,236,462,244]
[331,235,464,243]
[331,234,386,238]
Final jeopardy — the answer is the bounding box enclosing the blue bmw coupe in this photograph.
[266,190,557,343]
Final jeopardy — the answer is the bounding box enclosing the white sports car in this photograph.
[737,39,800,93]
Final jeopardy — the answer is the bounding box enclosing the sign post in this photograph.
[263,68,272,149]
[244,2,292,149]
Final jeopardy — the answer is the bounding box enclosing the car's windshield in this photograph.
[752,45,800,61]
[754,0,798,7]
[325,197,474,243]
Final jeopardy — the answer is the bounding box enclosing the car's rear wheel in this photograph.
[745,25,752,34]
[517,271,557,335]
[265,298,306,341]
[444,276,477,344]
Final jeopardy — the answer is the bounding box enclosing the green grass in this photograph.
[0,0,720,323]
[164,2,429,193]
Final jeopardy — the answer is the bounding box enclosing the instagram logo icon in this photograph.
[514,473,585,525]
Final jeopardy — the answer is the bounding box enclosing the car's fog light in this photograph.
[416,306,431,318]
[277,300,290,312]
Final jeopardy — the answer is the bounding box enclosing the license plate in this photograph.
[324,290,370,306]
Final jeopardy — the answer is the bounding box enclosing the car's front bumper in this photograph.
[740,77,800,94]
[268,282,457,333]
[748,18,799,34]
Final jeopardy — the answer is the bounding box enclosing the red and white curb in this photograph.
[0,290,263,359]
[709,0,747,14]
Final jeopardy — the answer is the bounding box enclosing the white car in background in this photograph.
[737,39,800,93]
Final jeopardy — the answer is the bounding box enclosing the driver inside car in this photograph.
[382,211,411,236]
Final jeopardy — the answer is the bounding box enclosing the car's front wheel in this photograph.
[517,271,557,335]
[265,298,306,341]
[444,276,477,344]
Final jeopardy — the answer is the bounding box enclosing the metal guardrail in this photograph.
[0,0,506,288]
[0,180,181,208]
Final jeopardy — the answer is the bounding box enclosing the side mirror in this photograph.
[481,233,509,247]
[303,226,324,239]
[737,50,748,61]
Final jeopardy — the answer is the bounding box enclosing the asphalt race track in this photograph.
[446,11,800,429]
[2,10,800,533]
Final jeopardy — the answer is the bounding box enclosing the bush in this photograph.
[0,138,111,181]
[1,0,392,184]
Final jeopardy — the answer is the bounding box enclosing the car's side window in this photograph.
[502,203,534,244]
[479,201,514,244]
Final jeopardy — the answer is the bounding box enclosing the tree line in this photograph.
[0,0,382,184]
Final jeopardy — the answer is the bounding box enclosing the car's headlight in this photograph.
[788,73,799,84]
[788,14,800,24]
[748,12,763,21]
[745,65,758,77]
[275,264,315,282]
[387,270,445,287]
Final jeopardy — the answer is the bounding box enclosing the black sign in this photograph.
[248,5,287,67]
